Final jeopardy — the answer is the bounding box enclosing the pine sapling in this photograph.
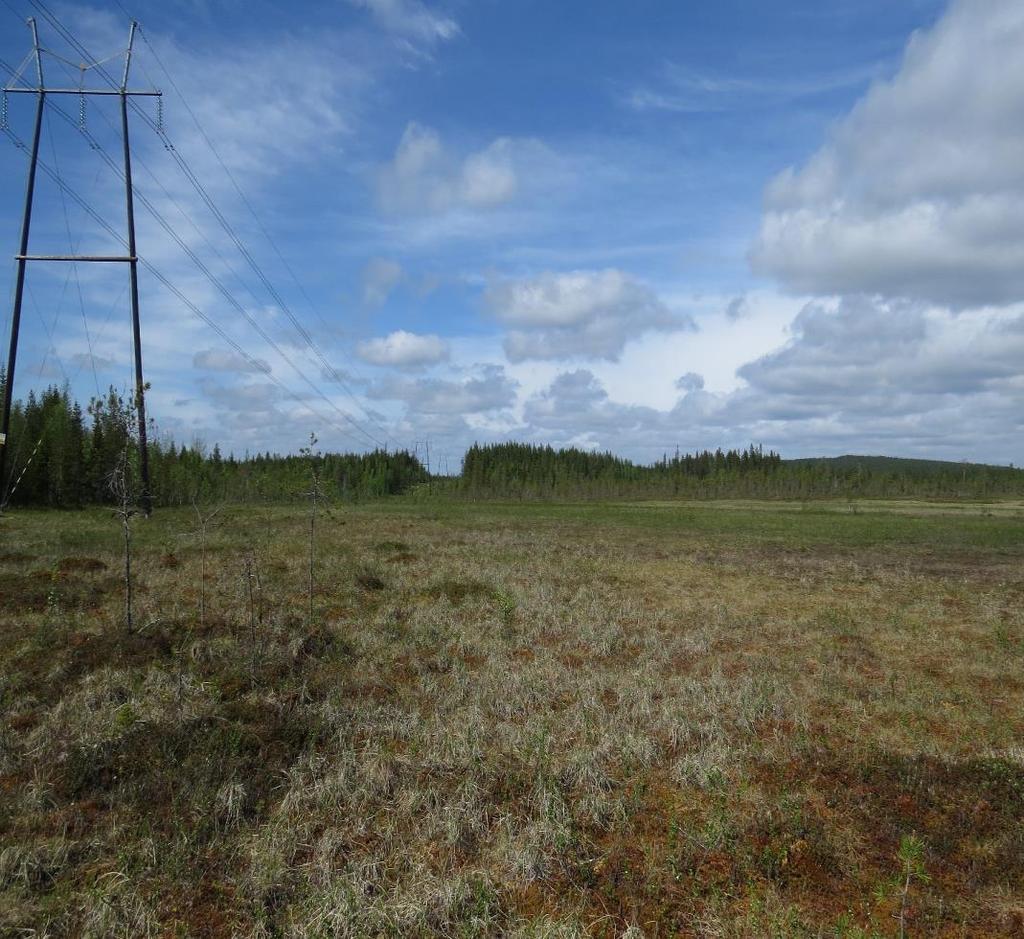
[242,549,264,677]
[896,834,929,939]
[300,433,321,630]
[108,448,138,633]
[191,498,223,627]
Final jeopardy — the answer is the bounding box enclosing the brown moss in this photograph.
[57,556,107,574]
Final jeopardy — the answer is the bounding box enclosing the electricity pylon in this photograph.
[0,17,161,514]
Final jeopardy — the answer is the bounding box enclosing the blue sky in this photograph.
[3,0,1022,468]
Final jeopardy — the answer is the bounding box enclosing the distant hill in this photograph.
[786,454,1018,477]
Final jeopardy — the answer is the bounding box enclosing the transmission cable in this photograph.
[1,121,381,448]
[40,48,276,347]
[47,107,102,396]
[134,22,388,439]
[26,0,390,447]
[13,6,387,450]
[2,56,384,450]
[27,280,69,383]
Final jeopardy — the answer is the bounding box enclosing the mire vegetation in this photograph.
[1,498,1023,936]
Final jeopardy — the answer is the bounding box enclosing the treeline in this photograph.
[458,441,784,499]
[5,384,1023,508]
[455,442,1024,500]
[1,385,427,508]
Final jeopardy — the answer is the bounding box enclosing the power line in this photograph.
[1,120,383,448]
[27,279,69,383]
[132,22,388,435]
[133,23,336,346]
[0,0,26,25]
[0,0,27,376]
[13,5,383,449]
[39,49,289,354]
[46,107,102,396]
[148,110,391,444]
[2,51,384,451]
[25,0,391,448]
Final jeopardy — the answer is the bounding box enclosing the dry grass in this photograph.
[1,499,1022,937]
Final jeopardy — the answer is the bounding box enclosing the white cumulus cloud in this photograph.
[511,296,1024,464]
[377,123,545,215]
[485,268,691,362]
[369,364,517,415]
[752,0,1024,308]
[356,330,450,367]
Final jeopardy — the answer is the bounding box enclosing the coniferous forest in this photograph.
[457,442,1024,500]
[0,384,427,507]
[2,384,1022,508]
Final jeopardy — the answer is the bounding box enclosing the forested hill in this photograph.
[786,454,1016,477]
